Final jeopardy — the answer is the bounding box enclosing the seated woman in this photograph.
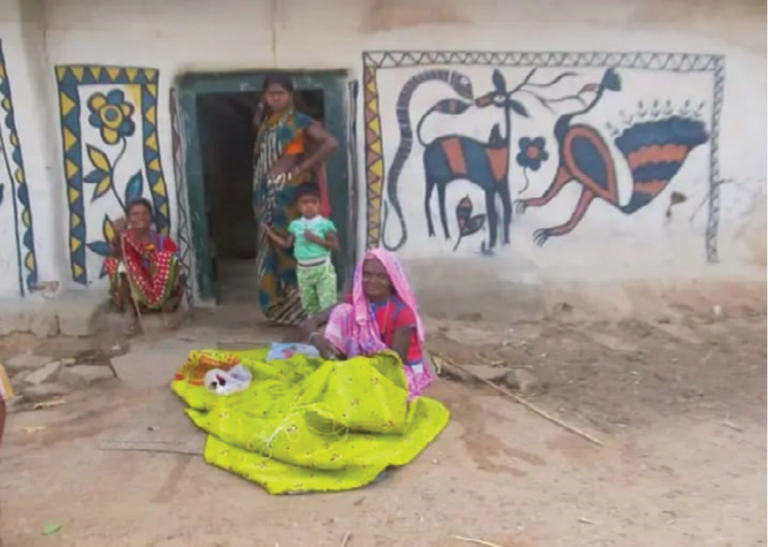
[104,198,183,335]
[301,249,434,398]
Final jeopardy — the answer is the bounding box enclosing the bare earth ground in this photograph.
[0,308,765,547]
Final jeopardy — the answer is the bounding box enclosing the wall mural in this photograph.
[0,41,38,295]
[56,65,171,285]
[363,51,724,261]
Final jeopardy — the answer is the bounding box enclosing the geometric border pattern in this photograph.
[55,65,171,285]
[362,65,385,251]
[362,50,725,262]
[0,41,38,295]
[169,87,193,308]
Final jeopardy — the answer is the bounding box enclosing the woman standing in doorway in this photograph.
[253,75,338,325]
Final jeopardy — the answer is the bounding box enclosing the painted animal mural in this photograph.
[362,51,724,261]
[421,69,582,252]
[512,68,710,245]
[382,70,474,251]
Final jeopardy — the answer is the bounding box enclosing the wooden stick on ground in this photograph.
[432,352,603,447]
[453,535,506,547]
[340,532,352,547]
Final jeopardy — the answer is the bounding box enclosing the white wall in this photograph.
[0,0,69,298]
[0,0,763,312]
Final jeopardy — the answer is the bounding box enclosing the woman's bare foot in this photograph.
[162,310,182,329]
[121,313,139,337]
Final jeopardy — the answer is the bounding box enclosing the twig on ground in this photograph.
[475,351,505,367]
[432,351,603,447]
[32,399,66,411]
[340,532,352,547]
[453,535,506,547]
[700,349,714,365]
[121,234,150,344]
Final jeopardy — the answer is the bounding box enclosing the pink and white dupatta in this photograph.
[323,249,433,397]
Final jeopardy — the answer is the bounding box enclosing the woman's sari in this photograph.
[104,230,181,310]
[253,107,330,325]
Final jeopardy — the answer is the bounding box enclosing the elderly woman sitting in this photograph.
[104,198,183,335]
[301,249,434,398]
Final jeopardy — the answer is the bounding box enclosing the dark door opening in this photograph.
[182,72,350,306]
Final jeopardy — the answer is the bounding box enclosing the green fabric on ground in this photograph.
[171,348,450,494]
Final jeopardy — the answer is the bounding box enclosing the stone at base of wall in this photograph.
[405,257,766,324]
[405,257,547,323]
[0,290,111,338]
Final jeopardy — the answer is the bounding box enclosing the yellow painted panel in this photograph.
[65,159,79,179]
[68,187,80,203]
[64,127,77,151]
[152,178,166,197]
[61,92,76,117]
[369,160,383,178]
[145,133,158,151]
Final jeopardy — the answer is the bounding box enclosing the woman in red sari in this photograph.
[104,198,183,334]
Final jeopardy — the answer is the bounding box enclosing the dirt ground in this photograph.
[0,307,765,547]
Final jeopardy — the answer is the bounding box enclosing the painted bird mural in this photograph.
[515,68,709,245]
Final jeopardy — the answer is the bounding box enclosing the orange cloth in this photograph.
[284,134,305,155]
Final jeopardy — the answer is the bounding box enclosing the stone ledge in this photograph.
[0,290,111,338]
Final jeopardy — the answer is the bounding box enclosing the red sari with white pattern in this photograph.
[104,229,181,311]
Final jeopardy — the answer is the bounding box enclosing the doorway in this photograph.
[178,71,354,305]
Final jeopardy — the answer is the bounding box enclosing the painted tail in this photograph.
[614,116,708,214]
[382,69,474,251]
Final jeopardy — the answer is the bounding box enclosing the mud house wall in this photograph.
[0,0,763,316]
[0,0,68,298]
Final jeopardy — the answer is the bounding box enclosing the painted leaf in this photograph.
[83,169,109,183]
[86,240,111,257]
[102,214,116,243]
[455,195,473,223]
[99,262,109,279]
[492,69,506,93]
[509,100,529,117]
[91,174,113,202]
[432,99,471,116]
[87,144,111,172]
[124,170,144,203]
[460,214,486,237]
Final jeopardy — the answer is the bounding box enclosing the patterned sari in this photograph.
[253,108,330,325]
[104,230,181,311]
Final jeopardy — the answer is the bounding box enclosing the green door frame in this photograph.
[177,71,353,304]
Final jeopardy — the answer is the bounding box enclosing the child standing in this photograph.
[263,183,339,315]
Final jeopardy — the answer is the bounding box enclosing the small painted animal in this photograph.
[515,68,709,245]
[381,70,474,251]
[422,69,537,252]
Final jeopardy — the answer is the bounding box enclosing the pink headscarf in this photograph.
[356,248,424,344]
[325,249,424,358]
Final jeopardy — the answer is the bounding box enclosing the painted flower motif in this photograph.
[87,89,135,145]
[516,136,549,171]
